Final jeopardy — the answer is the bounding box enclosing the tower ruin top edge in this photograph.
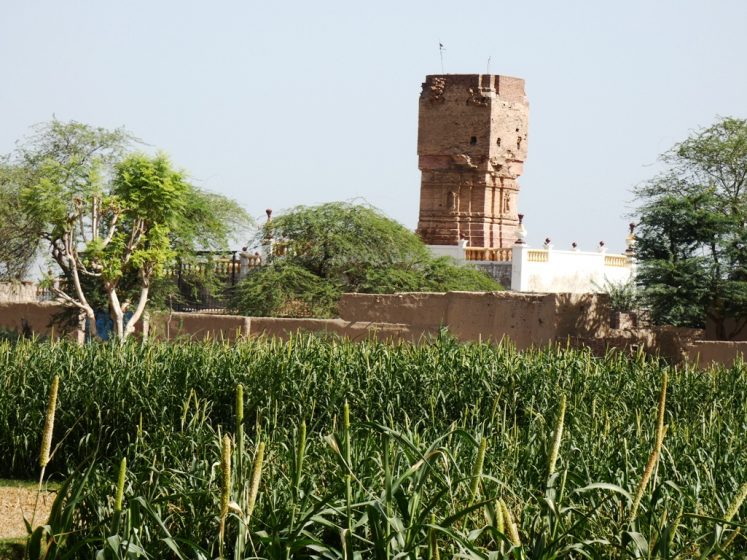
[421,74,527,103]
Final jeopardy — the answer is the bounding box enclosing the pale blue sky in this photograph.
[2,1,746,251]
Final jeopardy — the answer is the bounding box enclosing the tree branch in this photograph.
[124,267,151,339]
[101,209,120,247]
[121,219,143,267]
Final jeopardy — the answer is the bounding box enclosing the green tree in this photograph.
[634,117,747,336]
[230,202,500,317]
[10,120,250,340]
[0,160,42,280]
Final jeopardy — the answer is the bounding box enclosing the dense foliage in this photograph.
[1,120,251,339]
[635,117,747,336]
[0,161,41,281]
[1,337,746,557]
[231,203,501,317]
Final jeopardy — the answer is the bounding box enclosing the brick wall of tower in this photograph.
[416,74,528,248]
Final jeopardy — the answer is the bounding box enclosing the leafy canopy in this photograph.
[634,117,747,336]
[0,160,42,280]
[5,119,251,339]
[231,202,501,317]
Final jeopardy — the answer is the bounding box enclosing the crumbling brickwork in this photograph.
[416,74,528,248]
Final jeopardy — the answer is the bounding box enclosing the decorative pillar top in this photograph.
[625,223,637,254]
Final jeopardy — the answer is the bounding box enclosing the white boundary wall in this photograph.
[510,245,634,293]
[427,241,469,261]
[426,244,635,293]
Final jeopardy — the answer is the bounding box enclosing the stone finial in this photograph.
[263,209,274,242]
[572,242,578,251]
[515,214,527,245]
[626,223,637,254]
[598,240,606,253]
[543,237,553,250]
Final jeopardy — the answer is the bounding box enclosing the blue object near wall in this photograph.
[87,310,133,341]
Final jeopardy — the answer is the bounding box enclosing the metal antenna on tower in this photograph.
[439,42,445,74]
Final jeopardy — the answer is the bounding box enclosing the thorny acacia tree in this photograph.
[231,202,500,317]
[0,160,42,280]
[10,120,250,340]
[635,117,747,336]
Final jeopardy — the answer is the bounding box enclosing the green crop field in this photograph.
[0,335,746,558]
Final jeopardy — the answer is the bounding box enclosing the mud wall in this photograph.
[146,313,435,343]
[0,283,39,303]
[0,302,80,340]
[338,291,610,349]
[2,292,747,369]
[684,341,747,368]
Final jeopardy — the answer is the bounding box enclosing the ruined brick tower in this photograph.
[416,74,528,248]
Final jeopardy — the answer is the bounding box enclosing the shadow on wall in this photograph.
[0,302,82,341]
[553,292,611,339]
[0,282,39,303]
[705,317,747,341]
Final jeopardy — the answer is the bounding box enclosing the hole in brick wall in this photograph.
[517,137,522,149]
[496,137,501,147]
[470,136,477,145]
[515,128,519,132]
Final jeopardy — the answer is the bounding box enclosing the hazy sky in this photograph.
[2,0,746,251]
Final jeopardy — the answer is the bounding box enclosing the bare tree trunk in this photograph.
[59,234,100,340]
[123,273,150,340]
[107,285,125,341]
[76,311,86,345]
[85,307,98,340]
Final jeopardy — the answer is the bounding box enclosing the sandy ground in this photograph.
[0,485,54,540]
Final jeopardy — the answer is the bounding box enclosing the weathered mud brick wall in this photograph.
[416,74,529,248]
[0,282,39,303]
[338,292,606,350]
[0,302,82,340]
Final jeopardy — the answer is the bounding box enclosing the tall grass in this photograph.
[1,334,746,557]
